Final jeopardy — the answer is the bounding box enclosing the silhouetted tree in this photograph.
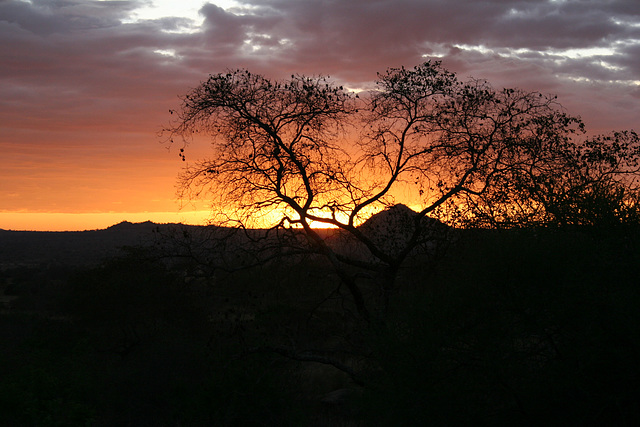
[464,127,640,228]
[164,61,639,320]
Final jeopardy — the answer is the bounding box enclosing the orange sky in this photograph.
[1,0,638,231]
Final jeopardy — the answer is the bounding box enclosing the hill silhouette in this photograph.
[359,204,446,232]
[0,221,193,267]
[0,208,451,268]
[356,204,449,256]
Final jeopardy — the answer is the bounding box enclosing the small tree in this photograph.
[463,126,640,228]
[555,130,640,226]
[164,61,638,320]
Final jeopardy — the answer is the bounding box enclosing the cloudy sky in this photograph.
[1,0,639,230]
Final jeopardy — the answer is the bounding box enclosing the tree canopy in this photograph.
[165,61,640,319]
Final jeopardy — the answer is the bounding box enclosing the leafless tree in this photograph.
[163,61,638,320]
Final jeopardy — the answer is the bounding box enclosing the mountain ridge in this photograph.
[0,221,192,267]
[0,206,450,267]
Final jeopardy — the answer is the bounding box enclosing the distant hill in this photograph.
[358,204,448,247]
[0,209,451,269]
[0,221,199,267]
[359,204,447,232]
[360,204,418,234]
[105,220,157,232]
[317,204,451,261]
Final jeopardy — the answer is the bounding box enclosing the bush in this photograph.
[359,227,640,425]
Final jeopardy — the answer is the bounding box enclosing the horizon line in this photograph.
[0,211,213,232]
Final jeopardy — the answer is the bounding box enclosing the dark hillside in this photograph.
[0,221,193,267]
[1,222,640,425]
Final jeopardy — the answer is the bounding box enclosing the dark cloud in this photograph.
[1,0,638,217]
[0,0,139,35]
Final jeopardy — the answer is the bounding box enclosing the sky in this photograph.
[1,0,639,230]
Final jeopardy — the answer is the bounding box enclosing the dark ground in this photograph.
[1,222,639,426]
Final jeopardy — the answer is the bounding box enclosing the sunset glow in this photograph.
[0,210,213,232]
[1,0,638,231]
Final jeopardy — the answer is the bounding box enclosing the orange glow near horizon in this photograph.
[0,165,426,232]
[0,211,213,232]
[0,206,383,232]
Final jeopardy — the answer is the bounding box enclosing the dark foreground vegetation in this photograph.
[1,223,639,426]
